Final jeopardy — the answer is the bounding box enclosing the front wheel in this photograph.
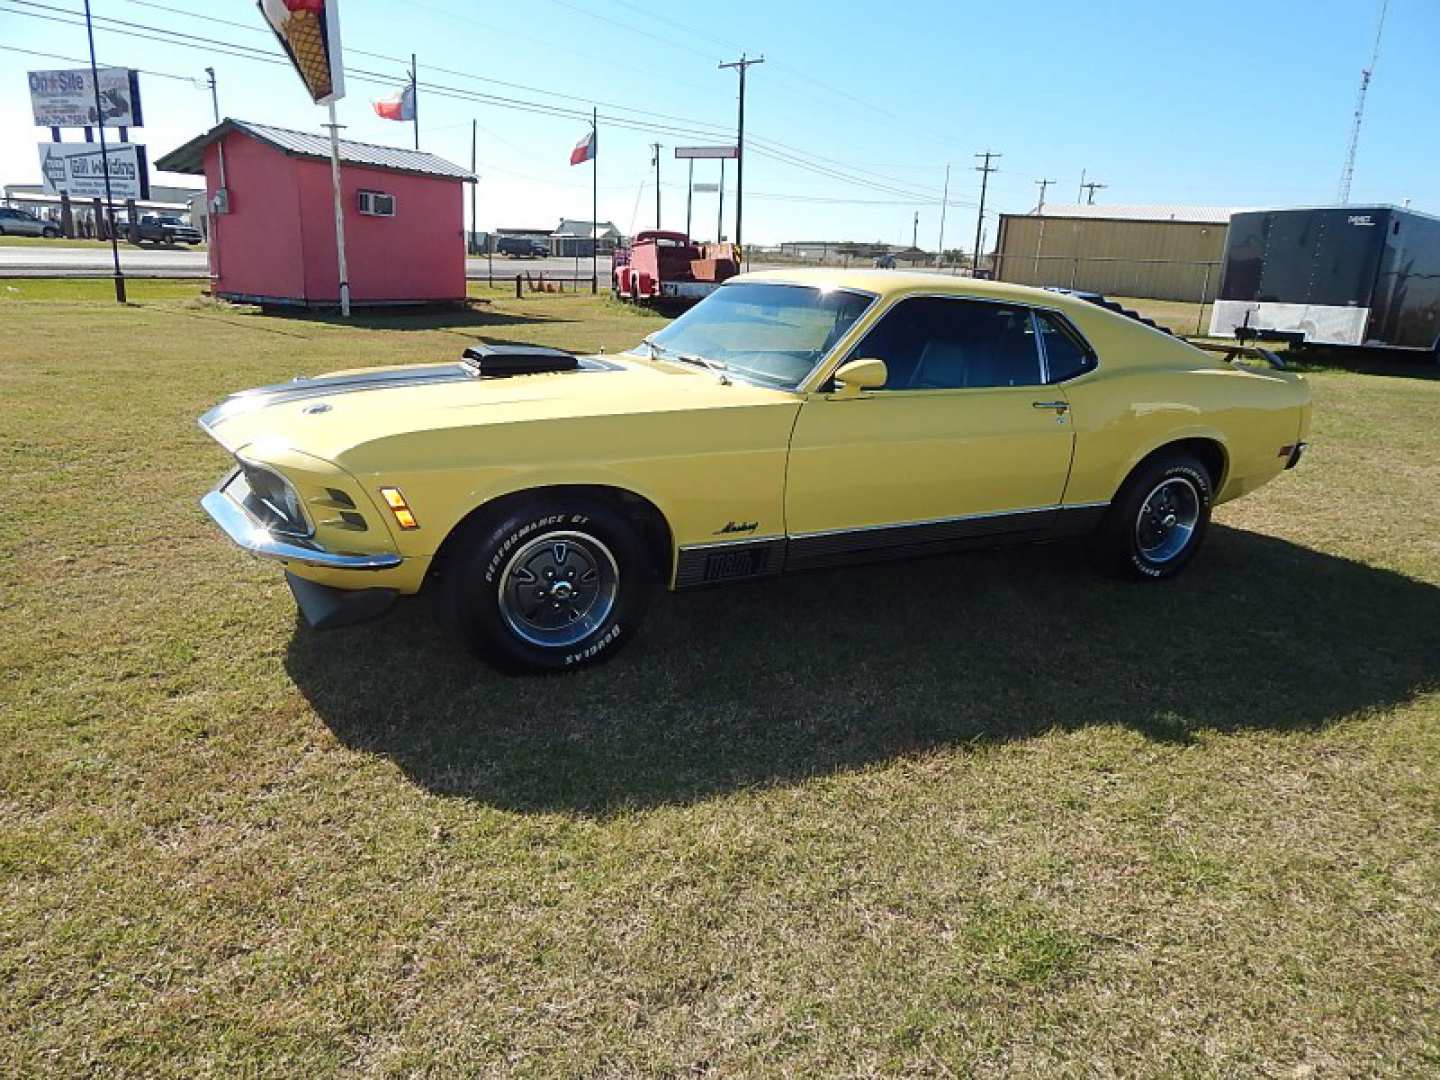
[441,498,650,671]
[42,227,59,239]
[1094,453,1213,580]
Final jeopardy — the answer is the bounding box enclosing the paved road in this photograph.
[0,243,209,277]
[0,245,802,282]
[0,245,624,281]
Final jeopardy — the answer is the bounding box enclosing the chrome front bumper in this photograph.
[200,474,402,571]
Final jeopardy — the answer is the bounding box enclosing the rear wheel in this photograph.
[42,226,59,239]
[441,497,650,671]
[1095,453,1213,580]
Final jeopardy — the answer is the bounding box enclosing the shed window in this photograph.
[357,190,396,217]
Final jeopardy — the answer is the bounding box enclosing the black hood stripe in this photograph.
[200,357,621,430]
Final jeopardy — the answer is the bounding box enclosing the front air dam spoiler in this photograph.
[286,572,397,630]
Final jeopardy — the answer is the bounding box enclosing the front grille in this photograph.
[231,463,312,538]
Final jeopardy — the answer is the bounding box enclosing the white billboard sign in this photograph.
[675,145,738,160]
[28,68,144,128]
[38,142,150,201]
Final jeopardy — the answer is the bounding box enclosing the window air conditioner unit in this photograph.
[358,190,396,217]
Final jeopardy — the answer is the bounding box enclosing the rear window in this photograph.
[1036,312,1095,382]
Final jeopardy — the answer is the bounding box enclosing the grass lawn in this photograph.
[3,281,1438,1075]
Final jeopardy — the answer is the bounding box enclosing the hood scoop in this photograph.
[461,344,579,378]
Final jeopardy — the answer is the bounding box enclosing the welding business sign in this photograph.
[28,68,144,128]
[38,142,150,200]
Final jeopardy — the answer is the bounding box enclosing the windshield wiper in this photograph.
[641,337,731,385]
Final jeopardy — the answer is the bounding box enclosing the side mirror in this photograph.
[830,357,888,400]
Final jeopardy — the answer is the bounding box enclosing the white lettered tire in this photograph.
[443,497,649,671]
[1096,453,1213,580]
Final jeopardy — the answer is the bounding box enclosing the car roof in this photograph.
[729,267,1094,315]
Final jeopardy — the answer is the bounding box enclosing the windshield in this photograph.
[640,282,874,388]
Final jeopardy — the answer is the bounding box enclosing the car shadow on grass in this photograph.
[285,526,1440,815]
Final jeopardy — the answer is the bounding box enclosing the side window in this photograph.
[1035,312,1095,382]
[849,296,1043,390]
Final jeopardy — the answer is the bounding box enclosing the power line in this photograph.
[111,0,951,202]
[0,41,203,82]
[5,0,967,212]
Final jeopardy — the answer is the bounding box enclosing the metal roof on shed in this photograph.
[155,119,475,181]
[1029,203,1241,224]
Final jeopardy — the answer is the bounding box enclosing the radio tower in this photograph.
[1338,0,1389,204]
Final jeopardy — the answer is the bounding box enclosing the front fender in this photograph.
[340,402,801,564]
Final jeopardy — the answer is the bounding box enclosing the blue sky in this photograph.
[2,0,1435,247]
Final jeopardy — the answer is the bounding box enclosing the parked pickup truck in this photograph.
[130,214,203,246]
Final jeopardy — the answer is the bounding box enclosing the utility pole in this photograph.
[1077,168,1086,204]
[972,150,1000,278]
[1034,177,1055,213]
[936,163,950,267]
[469,118,477,256]
[717,158,725,240]
[651,142,662,230]
[410,54,419,151]
[1081,179,1108,204]
[84,0,124,303]
[204,65,224,278]
[912,210,919,251]
[718,53,763,248]
[1033,178,1056,278]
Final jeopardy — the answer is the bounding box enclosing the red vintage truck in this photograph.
[612,230,740,304]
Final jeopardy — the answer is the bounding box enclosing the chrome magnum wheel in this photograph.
[1096,452,1214,580]
[498,532,620,648]
[1134,477,1200,564]
[442,498,650,672]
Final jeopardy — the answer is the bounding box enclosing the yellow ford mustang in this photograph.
[199,270,1311,671]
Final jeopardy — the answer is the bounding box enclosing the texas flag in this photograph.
[570,129,596,165]
[373,84,415,122]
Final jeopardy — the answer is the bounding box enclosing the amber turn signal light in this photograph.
[378,487,419,530]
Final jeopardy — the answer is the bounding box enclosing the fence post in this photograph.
[1069,257,1078,290]
[515,274,521,299]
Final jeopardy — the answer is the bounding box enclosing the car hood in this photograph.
[199,352,795,465]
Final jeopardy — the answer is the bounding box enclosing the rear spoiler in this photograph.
[1184,339,1287,370]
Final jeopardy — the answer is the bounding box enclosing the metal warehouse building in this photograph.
[993,204,1239,302]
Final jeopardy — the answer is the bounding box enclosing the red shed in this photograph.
[156,119,475,307]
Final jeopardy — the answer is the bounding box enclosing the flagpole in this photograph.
[591,106,597,294]
[410,53,418,151]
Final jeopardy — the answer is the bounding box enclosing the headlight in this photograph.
[234,459,311,538]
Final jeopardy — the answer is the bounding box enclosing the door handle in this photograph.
[1032,400,1069,412]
